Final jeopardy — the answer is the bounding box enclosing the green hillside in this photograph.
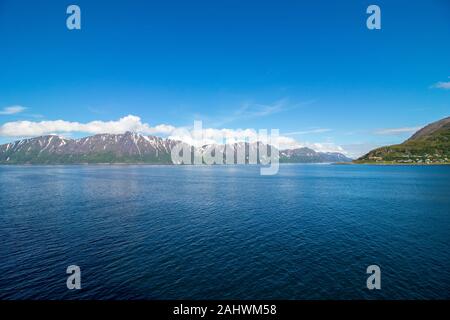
[355,116,450,164]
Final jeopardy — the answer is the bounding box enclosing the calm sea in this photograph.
[0,164,449,299]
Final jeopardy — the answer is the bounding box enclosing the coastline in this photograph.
[346,161,450,166]
[2,161,450,166]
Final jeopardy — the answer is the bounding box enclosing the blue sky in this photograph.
[0,0,449,156]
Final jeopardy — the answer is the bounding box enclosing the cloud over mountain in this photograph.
[0,115,175,137]
[0,114,348,155]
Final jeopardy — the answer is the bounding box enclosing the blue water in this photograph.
[0,164,449,300]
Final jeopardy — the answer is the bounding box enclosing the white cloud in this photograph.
[169,127,284,147]
[0,105,27,115]
[303,142,347,154]
[0,115,176,137]
[432,78,450,90]
[169,128,347,154]
[374,126,422,135]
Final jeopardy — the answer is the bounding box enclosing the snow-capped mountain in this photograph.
[0,132,352,164]
[0,132,177,164]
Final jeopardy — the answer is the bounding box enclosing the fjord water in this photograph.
[0,164,449,300]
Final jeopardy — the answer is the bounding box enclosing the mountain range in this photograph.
[4,115,448,166]
[0,132,352,165]
[356,116,450,164]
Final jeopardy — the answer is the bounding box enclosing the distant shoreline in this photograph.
[0,162,336,166]
[1,162,450,167]
[342,161,450,166]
